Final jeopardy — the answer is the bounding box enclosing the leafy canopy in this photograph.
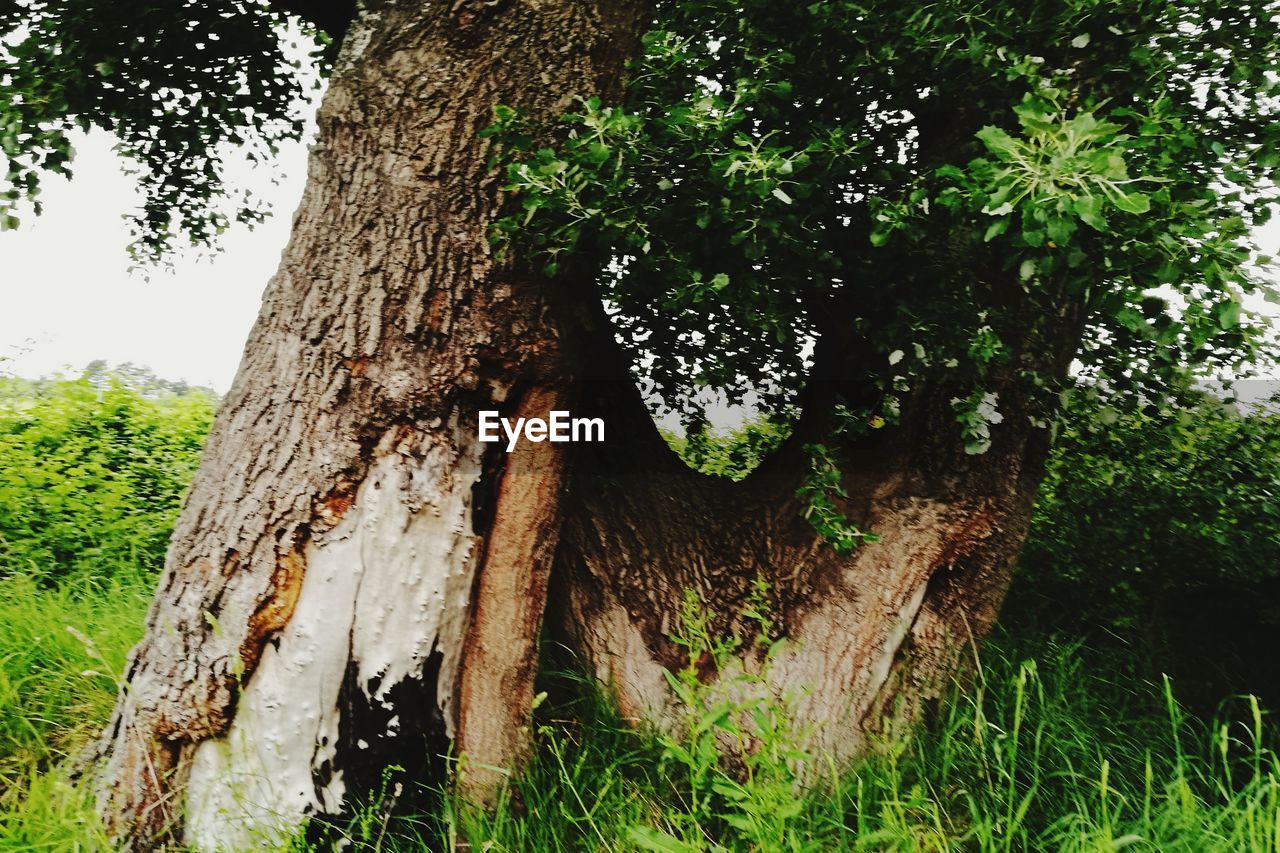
[493,0,1280,430]
[0,0,321,261]
[6,0,1280,432]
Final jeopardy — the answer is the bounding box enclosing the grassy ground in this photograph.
[0,567,1277,851]
[0,572,148,849]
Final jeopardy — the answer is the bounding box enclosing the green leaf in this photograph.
[984,218,1010,242]
[976,126,1019,159]
[1073,196,1108,231]
[712,781,749,800]
[772,186,794,204]
[1216,300,1242,330]
[1071,33,1091,49]
[626,826,693,852]
[1115,306,1145,332]
[1113,192,1151,214]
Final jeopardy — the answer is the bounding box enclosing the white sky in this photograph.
[0,129,311,391]
[2,127,1279,395]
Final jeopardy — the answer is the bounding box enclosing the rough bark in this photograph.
[91,0,1090,843]
[87,2,646,847]
[554,305,1084,767]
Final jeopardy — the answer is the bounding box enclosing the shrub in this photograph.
[1014,385,1280,707]
[0,371,216,583]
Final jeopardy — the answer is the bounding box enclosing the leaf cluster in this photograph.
[632,583,814,852]
[0,0,321,261]
[0,368,216,582]
[493,0,1280,433]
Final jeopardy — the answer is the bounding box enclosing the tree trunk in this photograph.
[88,1,1087,846]
[87,2,646,848]
[554,311,1081,767]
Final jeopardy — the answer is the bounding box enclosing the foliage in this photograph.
[662,417,789,481]
[0,0,322,261]
[0,370,216,582]
[1016,382,1280,706]
[795,443,877,554]
[491,0,1280,443]
[626,583,812,852]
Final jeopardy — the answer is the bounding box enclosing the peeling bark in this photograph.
[87,2,647,847]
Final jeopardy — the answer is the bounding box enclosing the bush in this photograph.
[1013,385,1280,707]
[0,372,216,583]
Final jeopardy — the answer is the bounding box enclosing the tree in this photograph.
[5,0,1279,848]
[6,0,647,846]
[493,0,1280,769]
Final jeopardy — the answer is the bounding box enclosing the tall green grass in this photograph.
[2,566,1279,850]
[438,638,1280,852]
[0,571,148,849]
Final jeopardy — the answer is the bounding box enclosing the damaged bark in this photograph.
[88,2,647,847]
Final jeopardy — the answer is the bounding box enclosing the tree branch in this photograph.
[269,0,357,40]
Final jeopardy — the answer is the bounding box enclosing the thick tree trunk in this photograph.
[89,1,1086,845]
[555,317,1080,767]
[87,2,646,848]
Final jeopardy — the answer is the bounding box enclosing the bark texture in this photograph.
[554,308,1083,767]
[88,2,646,847]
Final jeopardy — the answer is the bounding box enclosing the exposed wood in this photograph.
[455,384,574,806]
[87,2,648,847]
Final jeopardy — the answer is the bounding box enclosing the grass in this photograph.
[436,637,1280,852]
[0,570,149,849]
[1,566,1278,851]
